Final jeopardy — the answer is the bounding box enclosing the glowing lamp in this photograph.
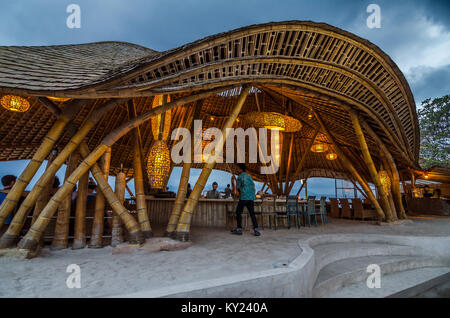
[310,143,329,153]
[1,95,30,112]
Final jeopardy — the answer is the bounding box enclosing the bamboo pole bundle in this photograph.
[31,151,57,225]
[0,99,84,229]
[16,90,222,256]
[360,120,407,219]
[111,170,126,247]
[72,172,89,249]
[51,152,80,250]
[349,110,394,222]
[165,101,201,237]
[128,102,152,238]
[77,143,142,244]
[314,111,386,221]
[0,99,129,248]
[175,85,251,241]
[89,148,111,248]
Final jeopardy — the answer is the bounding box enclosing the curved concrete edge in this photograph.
[114,234,450,298]
[313,256,450,298]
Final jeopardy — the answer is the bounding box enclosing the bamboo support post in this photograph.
[314,111,386,221]
[0,99,84,230]
[111,170,126,247]
[72,171,89,249]
[89,148,111,248]
[165,101,200,237]
[349,110,394,222]
[51,152,80,250]
[128,101,153,238]
[284,134,294,195]
[360,120,407,219]
[175,85,251,241]
[31,151,57,225]
[286,128,320,194]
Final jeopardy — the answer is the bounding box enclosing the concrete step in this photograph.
[325,266,450,298]
[313,254,448,298]
[312,242,421,270]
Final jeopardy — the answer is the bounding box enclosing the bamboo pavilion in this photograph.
[0,21,431,258]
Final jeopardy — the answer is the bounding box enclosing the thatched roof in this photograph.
[0,21,422,184]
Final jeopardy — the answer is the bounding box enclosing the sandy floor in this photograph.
[0,216,449,298]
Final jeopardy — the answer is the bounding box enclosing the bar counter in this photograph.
[145,197,294,228]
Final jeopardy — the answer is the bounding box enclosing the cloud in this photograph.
[407,64,450,105]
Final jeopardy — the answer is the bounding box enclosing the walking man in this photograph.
[231,163,260,236]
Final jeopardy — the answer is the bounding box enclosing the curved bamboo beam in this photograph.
[360,119,407,219]
[72,171,89,249]
[89,148,111,248]
[111,170,126,247]
[126,56,409,155]
[314,111,386,221]
[0,99,84,230]
[0,98,129,248]
[175,85,251,241]
[15,88,224,256]
[349,110,394,222]
[51,151,80,250]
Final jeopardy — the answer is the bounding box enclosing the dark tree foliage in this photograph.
[418,94,450,169]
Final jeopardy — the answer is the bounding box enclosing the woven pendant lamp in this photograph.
[1,95,30,112]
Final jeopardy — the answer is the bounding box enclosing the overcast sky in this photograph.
[0,0,449,196]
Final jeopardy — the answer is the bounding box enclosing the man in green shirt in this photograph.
[231,163,260,236]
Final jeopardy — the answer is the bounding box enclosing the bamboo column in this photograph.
[175,85,251,241]
[166,101,201,237]
[72,171,89,249]
[360,120,407,219]
[89,148,111,248]
[16,88,225,256]
[286,128,320,194]
[284,134,294,195]
[111,170,126,247]
[379,156,398,220]
[314,111,386,221]
[51,152,80,250]
[349,110,394,222]
[128,102,152,238]
[0,99,129,248]
[0,99,84,229]
[31,150,58,225]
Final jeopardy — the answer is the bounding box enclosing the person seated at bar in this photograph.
[432,188,441,199]
[222,184,232,199]
[423,185,433,198]
[206,182,220,199]
[51,176,60,195]
[87,177,97,204]
[186,183,192,198]
[0,175,17,233]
